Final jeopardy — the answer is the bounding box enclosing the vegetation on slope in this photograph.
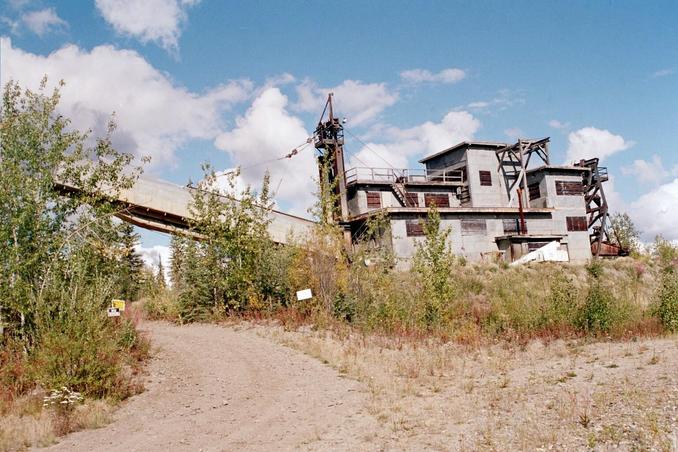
[145,158,678,343]
[0,80,149,449]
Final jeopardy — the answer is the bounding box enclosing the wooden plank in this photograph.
[366,191,381,209]
[406,220,425,236]
[479,170,492,186]
[566,216,588,231]
[556,181,583,195]
[424,193,450,208]
[461,219,487,234]
[502,218,520,234]
[405,193,419,207]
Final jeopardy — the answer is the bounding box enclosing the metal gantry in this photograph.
[575,157,612,257]
[495,138,550,209]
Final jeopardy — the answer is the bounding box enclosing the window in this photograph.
[406,220,425,236]
[566,216,588,232]
[479,170,492,186]
[366,191,381,209]
[424,193,450,208]
[405,193,419,207]
[502,218,520,234]
[528,183,541,200]
[461,219,487,235]
[556,181,583,195]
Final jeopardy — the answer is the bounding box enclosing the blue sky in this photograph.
[1,0,677,264]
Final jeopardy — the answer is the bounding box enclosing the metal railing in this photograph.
[344,167,464,185]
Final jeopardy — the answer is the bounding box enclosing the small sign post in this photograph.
[296,288,312,301]
[112,299,126,312]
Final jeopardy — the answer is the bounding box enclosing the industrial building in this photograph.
[315,95,618,265]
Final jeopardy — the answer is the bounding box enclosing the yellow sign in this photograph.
[112,299,126,312]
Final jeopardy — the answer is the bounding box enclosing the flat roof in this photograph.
[418,141,507,163]
[526,165,590,174]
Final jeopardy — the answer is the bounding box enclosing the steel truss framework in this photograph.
[575,157,611,257]
[495,137,550,208]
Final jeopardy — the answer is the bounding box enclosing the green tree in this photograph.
[0,79,141,345]
[176,165,276,317]
[610,212,640,253]
[0,79,149,398]
[116,223,144,301]
[155,259,167,290]
[412,205,455,327]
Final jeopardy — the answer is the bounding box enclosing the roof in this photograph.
[419,141,507,163]
[526,165,590,175]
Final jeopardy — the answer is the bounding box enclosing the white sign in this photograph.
[296,289,312,301]
[107,307,120,317]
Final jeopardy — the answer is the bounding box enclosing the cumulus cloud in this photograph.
[348,110,481,170]
[564,127,633,164]
[548,119,570,130]
[21,8,67,36]
[294,79,397,126]
[95,0,200,53]
[214,88,316,216]
[135,244,171,281]
[0,38,252,166]
[621,154,674,184]
[400,68,466,84]
[629,179,678,241]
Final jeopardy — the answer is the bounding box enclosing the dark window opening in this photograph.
[479,170,492,186]
[528,183,541,200]
[556,181,583,195]
[502,218,520,234]
[566,216,588,232]
[406,220,425,237]
[527,242,550,252]
[366,191,381,209]
[424,193,450,208]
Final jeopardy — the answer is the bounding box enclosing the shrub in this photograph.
[654,267,678,332]
[578,282,614,334]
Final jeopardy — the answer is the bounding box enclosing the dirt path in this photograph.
[45,322,381,452]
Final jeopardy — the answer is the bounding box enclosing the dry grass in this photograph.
[256,322,678,451]
[0,393,115,451]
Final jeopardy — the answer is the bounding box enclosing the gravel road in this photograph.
[44,322,381,452]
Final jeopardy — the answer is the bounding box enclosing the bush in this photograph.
[654,267,678,332]
[578,282,614,334]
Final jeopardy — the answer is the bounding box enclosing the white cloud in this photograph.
[95,0,199,53]
[629,179,678,241]
[294,79,397,126]
[0,38,252,166]
[504,127,524,140]
[135,244,171,281]
[400,68,466,84]
[621,154,671,184]
[548,119,570,130]
[0,16,20,34]
[214,88,316,216]
[21,8,67,36]
[651,68,674,78]
[564,127,633,164]
[348,110,480,170]
[466,89,524,112]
